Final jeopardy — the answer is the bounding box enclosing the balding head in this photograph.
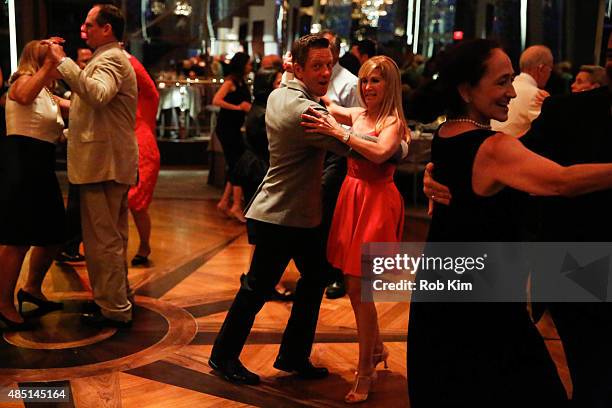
[261,54,282,71]
[519,45,553,88]
[76,48,93,69]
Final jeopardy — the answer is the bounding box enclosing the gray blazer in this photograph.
[245,79,351,228]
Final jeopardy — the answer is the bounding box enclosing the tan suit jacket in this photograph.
[58,41,138,185]
[245,80,350,228]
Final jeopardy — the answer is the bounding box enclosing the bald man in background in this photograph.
[491,45,553,137]
[76,48,93,70]
[260,54,283,71]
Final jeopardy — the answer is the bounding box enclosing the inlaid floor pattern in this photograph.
[0,171,571,407]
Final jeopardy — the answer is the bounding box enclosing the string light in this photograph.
[174,1,192,17]
[359,0,393,28]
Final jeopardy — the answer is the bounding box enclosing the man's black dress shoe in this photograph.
[81,311,132,329]
[208,358,260,385]
[268,288,294,302]
[325,280,346,299]
[273,357,329,379]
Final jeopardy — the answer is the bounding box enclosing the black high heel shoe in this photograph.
[0,311,30,331]
[131,255,150,266]
[17,289,63,314]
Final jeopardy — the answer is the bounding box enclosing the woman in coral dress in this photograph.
[126,52,160,266]
[301,55,409,403]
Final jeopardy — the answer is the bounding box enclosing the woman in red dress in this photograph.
[301,56,409,403]
[125,52,160,266]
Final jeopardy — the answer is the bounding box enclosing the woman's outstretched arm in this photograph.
[475,133,612,197]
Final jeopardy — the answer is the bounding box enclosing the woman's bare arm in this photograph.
[301,107,404,164]
[343,120,404,164]
[323,96,360,126]
[212,79,250,112]
[56,96,70,118]
[475,133,612,197]
[8,65,54,105]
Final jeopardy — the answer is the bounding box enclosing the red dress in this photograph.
[128,56,161,212]
[327,141,404,277]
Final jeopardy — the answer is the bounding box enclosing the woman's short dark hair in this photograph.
[226,52,251,79]
[356,39,377,58]
[436,38,501,117]
[253,68,280,104]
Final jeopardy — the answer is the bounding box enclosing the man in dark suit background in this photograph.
[518,33,612,407]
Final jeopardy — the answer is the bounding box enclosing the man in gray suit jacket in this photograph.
[209,35,371,385]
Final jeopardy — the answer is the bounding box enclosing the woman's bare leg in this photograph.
[22,245,60,300]
[130,208,152,257]
[217,182,232,213]
[229,185,246,222]
[0,245,29,322]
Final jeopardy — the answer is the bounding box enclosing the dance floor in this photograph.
[0,169,571,407]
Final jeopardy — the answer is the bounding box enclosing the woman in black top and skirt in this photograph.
[407,39,612,407]
[213,52,253,222]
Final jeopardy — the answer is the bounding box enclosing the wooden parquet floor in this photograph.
[0,171,571,407]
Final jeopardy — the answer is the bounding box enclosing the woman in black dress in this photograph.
[234,68,293,301]
[407,39,612,407]
[235,68,281,204]
[213,52,253,222]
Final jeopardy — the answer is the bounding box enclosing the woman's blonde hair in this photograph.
[357,55,410,141]
[9,40,50,84]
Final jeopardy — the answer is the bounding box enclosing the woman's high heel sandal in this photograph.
[229,207,247,223]
[345,371,377,404]
[216,202,232,218]
[0,312,30,331]
[17,289,63,314]
[372,344,389,369]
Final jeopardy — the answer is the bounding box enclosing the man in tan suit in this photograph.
[49,4,137,327]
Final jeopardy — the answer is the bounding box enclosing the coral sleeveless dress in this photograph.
[127,55,161,212]
[327,133,404,277]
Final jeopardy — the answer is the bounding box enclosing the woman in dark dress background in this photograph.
[234,68,292,301]
[213,52,253,223]
[235,68,281,203]
[407,39,612,407]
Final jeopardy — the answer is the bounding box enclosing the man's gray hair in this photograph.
[519,45,553,71]
[579,65,609,87]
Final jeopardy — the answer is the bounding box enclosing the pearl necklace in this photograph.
[43,87,57,105]
[444,117,491,130]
